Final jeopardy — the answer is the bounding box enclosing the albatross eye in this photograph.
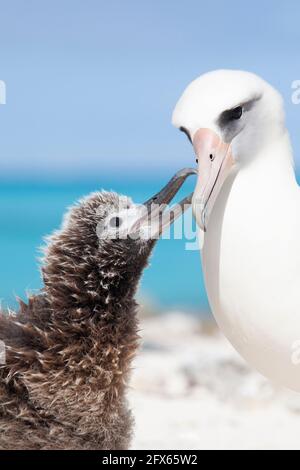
[225,106,243,121]
[218,105,243,128]
[110,216,121,228]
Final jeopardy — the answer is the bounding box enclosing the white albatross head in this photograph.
[172,69,287,231]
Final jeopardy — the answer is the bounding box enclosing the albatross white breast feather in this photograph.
[173,70,300,391]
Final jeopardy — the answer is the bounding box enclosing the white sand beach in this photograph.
[129,312,300,450]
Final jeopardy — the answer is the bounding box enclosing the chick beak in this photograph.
[133,168,197,238]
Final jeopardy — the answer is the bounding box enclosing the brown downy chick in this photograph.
[0,169,195,450]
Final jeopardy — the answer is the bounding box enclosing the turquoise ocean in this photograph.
[0,177,209,314]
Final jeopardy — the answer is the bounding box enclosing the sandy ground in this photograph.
[129,312,300,450]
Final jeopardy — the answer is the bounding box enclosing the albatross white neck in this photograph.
[201,129,300,391]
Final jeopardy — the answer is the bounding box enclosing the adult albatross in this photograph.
[172,70,300,391]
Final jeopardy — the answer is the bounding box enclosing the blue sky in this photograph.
[0,0,300,180]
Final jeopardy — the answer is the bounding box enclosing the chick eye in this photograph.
[226,106,243,121]
[179,126,192,144]
[110,216,121,228]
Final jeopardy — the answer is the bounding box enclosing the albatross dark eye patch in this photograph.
[179,126,192,144]
[217,95,262,140]
[220,106,243,124]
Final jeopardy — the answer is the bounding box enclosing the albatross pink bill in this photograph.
[192,128,234,232]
